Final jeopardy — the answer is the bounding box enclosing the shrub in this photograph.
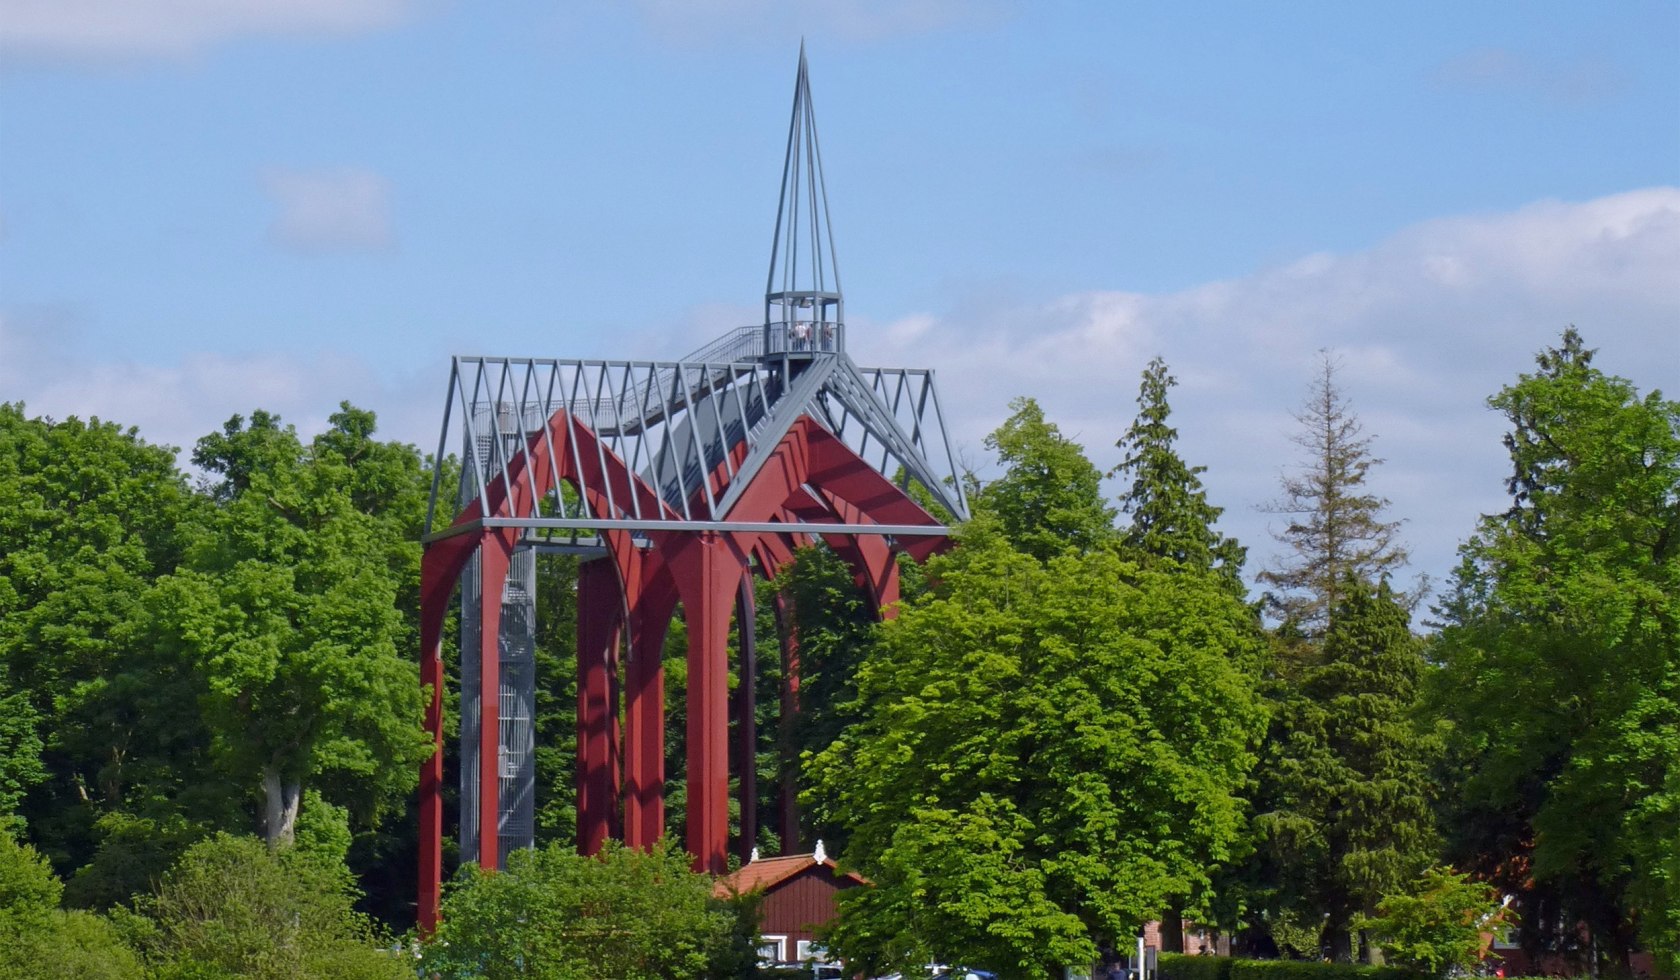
[0,830,143,979]
[1356,868,1514,978]
[1228,958,1423,980]
[135,832,407,980]
[422,838,741,980]
[1159,952,1235,980]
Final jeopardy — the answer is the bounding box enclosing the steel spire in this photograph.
[765,43,844,356]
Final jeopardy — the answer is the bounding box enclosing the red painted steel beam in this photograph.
[665,532,746,873]
[576,558,621,855]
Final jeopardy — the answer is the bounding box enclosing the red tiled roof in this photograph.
[713,853,869,898]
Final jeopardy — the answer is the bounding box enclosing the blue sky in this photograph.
[3,0,1677,603]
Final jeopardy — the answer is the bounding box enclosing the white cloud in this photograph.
[857,187,1680,599]
[0,317,438,468]
[0,0,416,60]
[3,189,1674,607]
[262,167,395,253]
[628,0,1014,45]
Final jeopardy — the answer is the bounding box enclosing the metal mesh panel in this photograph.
[459,403,541,869]
[498,548,536,857]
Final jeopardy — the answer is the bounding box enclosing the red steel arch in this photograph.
[418,411,945,932]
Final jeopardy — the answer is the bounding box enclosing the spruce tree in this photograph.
[1257,577,1437,963]
[1112,356,1248,594]
[1259,353,1407,635]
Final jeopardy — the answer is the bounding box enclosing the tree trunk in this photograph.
[1361,930,1385,966]
[1325,922,1353,963]
[261,766,301,847]
[1160,898,1185,953]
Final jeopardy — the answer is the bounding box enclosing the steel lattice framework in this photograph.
[417,47,968,932]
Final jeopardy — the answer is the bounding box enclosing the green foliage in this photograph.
[0,828,63,912]
[0,404,205,861]
[148,407,432,844]
[0,907,146,980]
[135,832,407,980]
[63,810,209,911]
[291,790,355,884]
[1225,958,1422,980]
[1258,355,1407,635]
[1355,868,1514,978]
[1255,577,1437,960]
[1430,328,1679,974]
[809,518,1267,977]
[0,830,143,979]
[421,838,739,980]
[1112,356,1248,593]
[1158,952,1236,980]
[975,396,1117,561]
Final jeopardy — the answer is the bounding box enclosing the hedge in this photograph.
[1159,952,1236,980]
[1160,953,1427,980]
[1228,957,1426,980]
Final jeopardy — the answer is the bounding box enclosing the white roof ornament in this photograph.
[749,846,760,863]
[813,839,826,864]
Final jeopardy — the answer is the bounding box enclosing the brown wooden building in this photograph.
[714,847,869,966]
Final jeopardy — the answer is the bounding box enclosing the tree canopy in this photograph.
[809,519,1267,976]
[1430,328,1679,974]
[1112,356,1248,592]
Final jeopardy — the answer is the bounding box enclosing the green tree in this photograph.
[1112,356,1248,593]
[1256,577,1438,963]
[1356,867,1515,978]
[975,396,1116,561]
[0,407,206,851]
[1430,329,1679,975]
[0,830,142,980]
[422,838,740,980]
[150,408,431,846]
[808,520,1266,977]
[1258,355,1407,634]
[134,832,407,979]
[1111,356,1256,950]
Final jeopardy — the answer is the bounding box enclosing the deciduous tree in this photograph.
[151,408,431,847]
[1431,328,1679,975]
[809,520,1266,977]
[976,396,1116,561]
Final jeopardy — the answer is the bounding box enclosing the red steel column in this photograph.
[622,572,674,850]
[669,532,742,873]
[417,532,479,935]
[772,587,801,849]
[476,534,512,871]
[733,573,758,861]
[575,558,622,855]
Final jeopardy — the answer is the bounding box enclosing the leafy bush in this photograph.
[1159,952,1235,980]
[1356,868,1514,978]
[0,830,143,979]
[133,832,407,980]
[1228,958,1423,980]
[422,838,743,980]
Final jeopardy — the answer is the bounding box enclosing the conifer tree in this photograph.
[1112,356,1248,594]
[1256,577,1437,963]
[1259,353,1407,634]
